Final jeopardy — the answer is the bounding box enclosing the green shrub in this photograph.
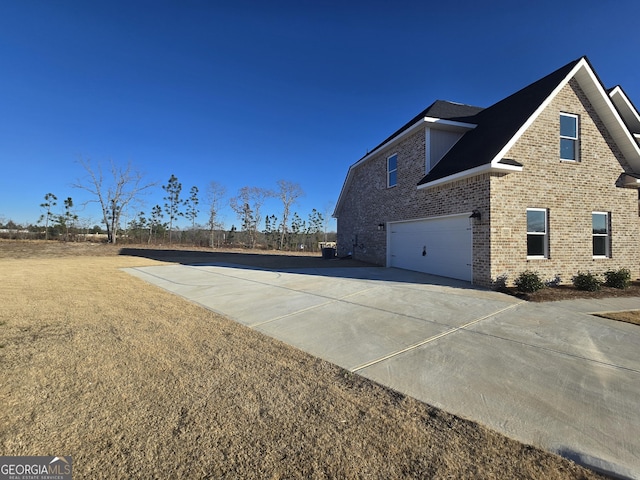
[572,271,602,291]
[604,268,631,289]
[514,270,545,293]
[492,275,508,290]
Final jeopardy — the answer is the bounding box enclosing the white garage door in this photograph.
[388,214,472,282]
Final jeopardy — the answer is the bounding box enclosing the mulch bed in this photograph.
[499,281,640,302]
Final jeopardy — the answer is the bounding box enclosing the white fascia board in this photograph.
[577,67,640,166]
[423,117,478,130]
[351,120,424,169]
[609,85,623,97]
[609,86,640,131]
[416,162,522,190]
[494,161,524,172]
[332,168,353,218]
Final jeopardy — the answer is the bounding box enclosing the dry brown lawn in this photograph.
[594,310,640,326]
[0,240,605,479]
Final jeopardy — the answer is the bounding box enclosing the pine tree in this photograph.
[162,174,182,244]
[38,193,57,240]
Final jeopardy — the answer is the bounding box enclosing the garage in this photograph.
[387,214,472,282]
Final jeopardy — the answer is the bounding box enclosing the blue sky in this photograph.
[1,0,639,231]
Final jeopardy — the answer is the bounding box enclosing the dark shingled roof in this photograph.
[417,57,583,185]
[421,100,484,120]
[363,100,483,160]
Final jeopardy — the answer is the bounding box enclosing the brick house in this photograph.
[333,57,640,287]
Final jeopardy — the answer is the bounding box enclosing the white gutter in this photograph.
[417,162,522,190]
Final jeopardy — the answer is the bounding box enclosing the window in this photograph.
[527,209,548,258]
[592,212,610,257]
[560,113,579,161]
[387,154,397,187]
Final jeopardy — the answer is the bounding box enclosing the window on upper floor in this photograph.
[527,208,548,258]
[387,154,397,188]
[592,212,610,257]
[560,113,579,161]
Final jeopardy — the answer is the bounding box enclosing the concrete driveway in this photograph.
[124,261,640,479]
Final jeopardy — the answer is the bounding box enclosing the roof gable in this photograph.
[418,58,580,185]
[418,56,640,187]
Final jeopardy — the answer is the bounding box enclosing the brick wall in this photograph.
[335,128,491,284]
[336,129,426,264]
[490,78,640,285]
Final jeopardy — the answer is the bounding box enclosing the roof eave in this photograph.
[417,162,522,190]
[576,64,640,171]
[609,86,640,132]
[424,117,478,130]
[622,173,640,188]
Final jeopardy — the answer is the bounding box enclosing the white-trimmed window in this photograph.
[387,154,397,188]
[560,113,579,161]
[592,212,610,257]
[527,208,548,258]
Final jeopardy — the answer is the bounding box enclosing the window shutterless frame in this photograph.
[592,211,610,258]
[560,113,579,161]
[387,153,398,188]
[526,208,548,258]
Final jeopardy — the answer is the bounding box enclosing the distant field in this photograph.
[0,240,605,479]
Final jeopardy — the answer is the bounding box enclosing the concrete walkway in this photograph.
[124,263,640,479]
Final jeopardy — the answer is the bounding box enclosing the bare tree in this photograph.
[206,181,226,248]
[229,186,272,248]
[73,158,155,244]
[275,180,304,250]
[323,200,335,242]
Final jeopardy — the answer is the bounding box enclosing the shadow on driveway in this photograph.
[118,247,484,291]
[119,247,370,269]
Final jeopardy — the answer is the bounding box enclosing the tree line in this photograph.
[2,158,335,251]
